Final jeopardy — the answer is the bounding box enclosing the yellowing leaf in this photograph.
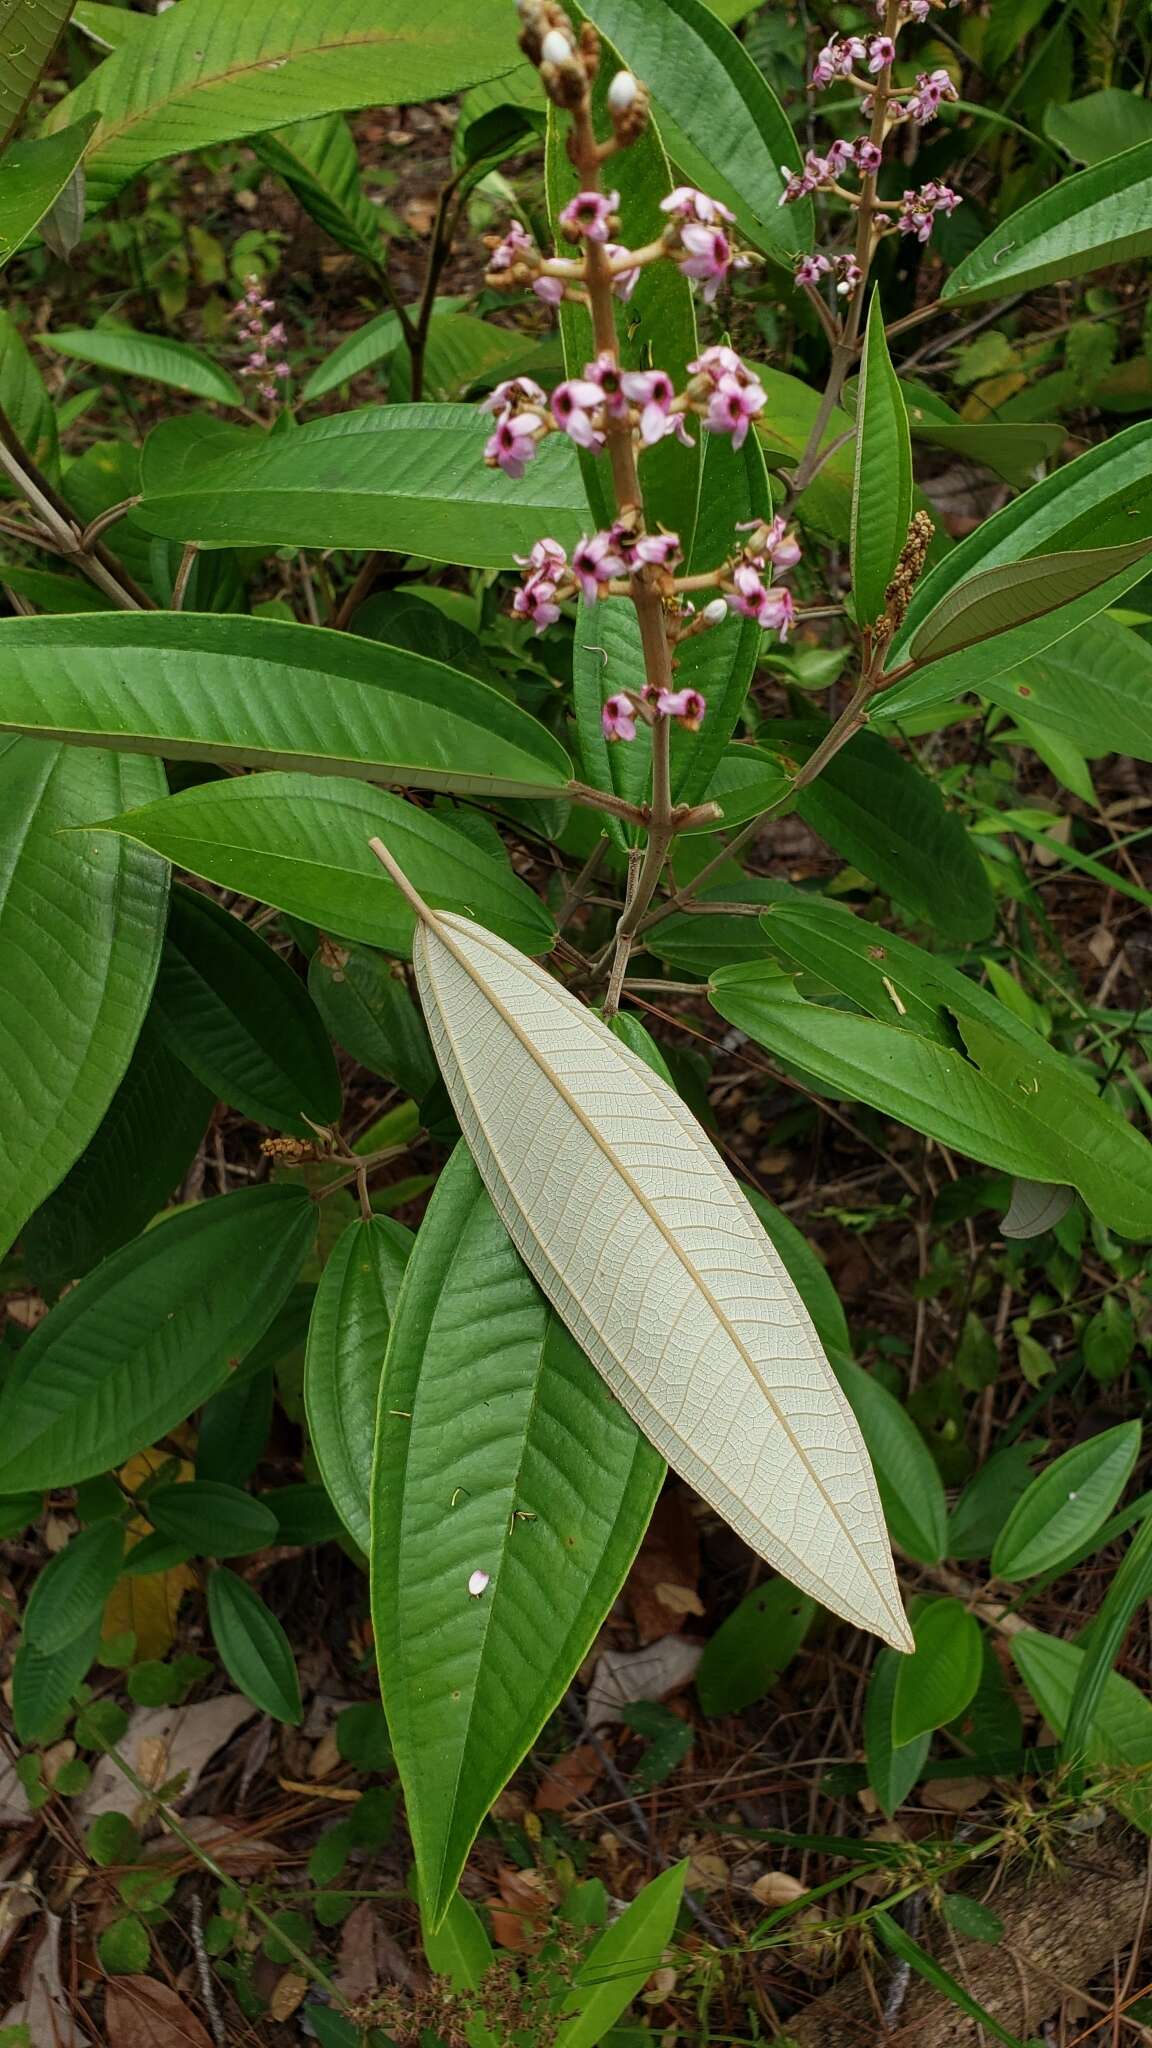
[372,845,910,1651]
[104,1449,197,1659]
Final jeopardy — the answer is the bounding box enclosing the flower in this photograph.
[676,223,737,300]
[485,410,545,478]
[701,597,729,626]
[867,34,896,69]
[794,252,832,287]
[603,243,641,300]
[559,189,619,243]
[660,186,735,226]
[551,377,605,447]
[602,693,638,741]
[572,530,626,602]
[620,367,676,444]
[811,34,866,87]
[515,536,568,577]
[824,138,854,175]
[726,565,796,638]
[532,274,567,304]
[898,180,961,240]
[540,26,574,63]
[688,343,754,387]
[584,351,630,419]
[488,219,535,272]
[480,376,548,416]
[834,253,863,296]
[607,68,640,112]
[513,579,562,631]
[760,587,796,640]
[904,66,958,122]
[467,1569,491,1597]
[634,529,683,568]
[656,686,706,728]
[740,513,802,572]
[854,138,883,173]
[703,373,766,450]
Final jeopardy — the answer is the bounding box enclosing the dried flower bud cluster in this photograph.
[230,275,290,405]
[882,507,936,630]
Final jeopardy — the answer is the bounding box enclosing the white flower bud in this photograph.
[703,597,728,625]
[607,69,639,111]
[541,27,574,63]
[467,1568,490,1597]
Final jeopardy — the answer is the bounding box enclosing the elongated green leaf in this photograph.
[372,1146,664,1926]
[647,879,797,975]
[0,609,574,799]
[983,616,1152,762]
[695,1579,814,1715]
[991,1421,1140,1581]
[154,884,341,1135]
[1064,1516,1152,1774]
[23,1522,125,1653]
[421,1888,494,1991]
[713,964,1152,1238]
[38,327,241,404]
[892,1597,982,1745]
[0,563,113,612]
[769,724,994,941]
[45,0,516,212]
[0,306,57,490]
[851,296,912,625]
[943,139,1152,304]
[905,412,1064,491]
[134,405,586,565]
[838,1364,947,1565]
[301,296,466,404]
[0,1185,316,1491]
[0,118,98,269]
[394,890,911,1650]
[582,0,809,256]
[873,1911,1025,2048]
[1045,89,1152,166]
[12,1619,101,1744]
[308,942,436,1103]
[98,773,556,960]
[253,113,383,267]
[23,1013,212,1297]
[207,1567,302,1723]
[865,1648,930,1816]
[148,1480,278,1557]
[1,0,77,148]
[0,739,167,1256]
[390,312,546,404]
[555,1862,687,2048]
[305,1214,410,1551]
[1011,1628,1152,1831]
[907,540,1151,665]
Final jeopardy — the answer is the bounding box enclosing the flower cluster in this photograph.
[898,179,962,242]
[485,181,753,309]
[231,275,289,405]
[602,684,707,743]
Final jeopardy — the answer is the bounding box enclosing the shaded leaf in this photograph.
[207,1568,302,1724]
[0,119,98,269]
[892,1598,982,1745]
[907,541,1150,666]
[851,294,912,625]
[38,326,242,404]
[944,139,1152,304]
[991,1422,1141,1580]
[305,1214,411,1551]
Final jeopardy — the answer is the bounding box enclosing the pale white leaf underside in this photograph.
[410,906,911,1650]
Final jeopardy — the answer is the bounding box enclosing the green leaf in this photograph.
[582,0,810,257]
[148,1480,279,1557]
[308,942,436,1102]
[0,0,77,149]
[0,564,112,612]
[0,609,574,798]
[264,1482,343,1546]
[943,139,1152,305]
[647,880,797,975]
[873,1911,1025,2048]
[1045,89,1152,166]
[0,119,99,269]
[708,968,1152,1240]
[421,1888,494,1992]
[134,406,587,566]
[0,740,167,1256]
[97,1915,150,1976]
[769,724,995,942]
[98,772,556,960]
[305,1215,411,1551]
[0,1185,316,1491]
[45,0,516,212]
[695,1579,814,1715]
[38,327,241,404]
[301,296,466,404]
[1011,1629,1152,1832]
[556,1864,687,2048]
[12,1617,101,1744]
[906,541,1151,667]
[865,1647,930,1816]
[1064,1516,1152,1775]
[892,1598,982,1745]
[22,1013,212,1296]
[991,1421,1141,1581]
[983,618,1152,763]
[851,295,912,626]
[154,884,341,1135]
[0,308,57,488]
[837,1364,947,1565]
[947,1444,1041,1561]
[206,1566,302,1723]
[905,412,1065,492]
[390,312,547,404]
[22,1522,124,1653]
[253,113,384,268]
[371,1146,663,1928]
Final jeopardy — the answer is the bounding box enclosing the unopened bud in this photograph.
[702,597,728,625]
[541,26,574,62]
[607,68,638,110]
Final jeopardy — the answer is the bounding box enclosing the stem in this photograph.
[0,401,154,611]
[170,540,199,612]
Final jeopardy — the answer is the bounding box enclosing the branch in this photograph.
[0,402,155,611]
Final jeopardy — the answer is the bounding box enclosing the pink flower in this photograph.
[485,411,544,479]
[660,186,735,226]
[824,139,853,175]
[726,567,796,639]
[603,243,641,301]
[620,367,676,445]
[584,351,630,419]
[572,530,626,602]
[677,223,746,302]
[794,253,832,287]
[634,530,683,568]
[868,34,896,69]
[760,588,796,640]
[479,376,548,417]
[922,179,962,214]
[909,0,931,17]
[740,513,802,572]
[559,189,619,243]
[854,138,883,173]
[265,323,286,346]
[513,579,562,632]
[703,373,766,450]
[532,274,567,304]
[551,377,604,448]
[898,180,961,241]
[274,361,291,379]
[602,693,638,742]
[810,35,865,87]
[515,537,568,578]
[905,66,958,122]
[834,253,862,296]
[489,220,535,272]
[689,344,753,388]
[656,687,706,729]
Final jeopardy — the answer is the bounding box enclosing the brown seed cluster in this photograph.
[883,506,936,631]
